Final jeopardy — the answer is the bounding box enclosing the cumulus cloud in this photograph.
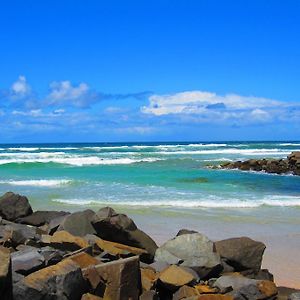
[47,81,98,108]
[10,75,31,98]
[141,90,300,125]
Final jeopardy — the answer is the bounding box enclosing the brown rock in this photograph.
[140,290,159,300]
[190,296,234,300]
[14,259,87,300]
[257,280,278,298]
[0,246,12,300]
[141,268,157,291]
[49,230,89,251]
[158,265,196,291]
[86,234,147,257]
[81,293,103,300]
[83,256,140,300]
[194,284,218,294]
[66,252,100,269]
[173,285,198,300]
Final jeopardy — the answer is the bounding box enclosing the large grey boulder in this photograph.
[215,237,266,273]
[92,212,158,261]
[58,210,96,237]
[14,259,87,300]
[155,233,222,279]
[16,211,69,227]
[0,192,33,221]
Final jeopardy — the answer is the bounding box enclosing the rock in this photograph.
[158,265,197,291]
[3,222,39,247]
[11,247,45,275]
[141,267,157,291]
[0,246,12,300]
[85,234,148,258]
[66,252,100,269]
[213,273,256,292]
[155,233,222,279]
[173,285,198,300]
[177,229,199,236]
[16,211,69,226]
[47,231,89,251]
[185,296,234,300]
[277,287,300,300]
[58,210,96,237]
[215,237,266,273]
[140,290,159,300]
[149,261,170,272]
[0,192,33,221]
[81,293,103,300]
[94,207,116,219]
[194,284,218,294]
[14,259,87,300]
[83,256,140,300]
[289,293,300,300]
[92,213,157,261]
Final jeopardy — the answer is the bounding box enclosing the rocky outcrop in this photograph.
[213,151,300,175]
[0,192,33,221]
[0,192,296,300]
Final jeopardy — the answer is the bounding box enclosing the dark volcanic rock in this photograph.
[92,212,158,261]
[58,210,96,237]
[215,237,266,273]
[16,211,69,227]
[216,151,300,176]
[14,259,87,300]
[176,229,199,236]
[0,192,33,221]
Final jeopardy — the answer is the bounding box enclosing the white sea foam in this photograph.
[0,156,162,166]
[278,143,300,146]
[8,147,40,151]
[0,179,72,187]
[51,195,300,208]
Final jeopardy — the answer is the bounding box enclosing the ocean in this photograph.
[0,141,300,212]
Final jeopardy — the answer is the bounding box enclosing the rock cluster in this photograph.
[0,191,299,299]
[213,152,300,175]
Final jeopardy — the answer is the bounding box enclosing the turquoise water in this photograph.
[0,142,300,215]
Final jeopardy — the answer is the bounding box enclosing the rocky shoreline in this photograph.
[210,152,300,176]
[0,192,299,300]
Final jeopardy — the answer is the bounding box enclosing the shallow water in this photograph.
[0,141,300,213]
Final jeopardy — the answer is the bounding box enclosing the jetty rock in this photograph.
[213,151,300,175]
[0,191,298,299]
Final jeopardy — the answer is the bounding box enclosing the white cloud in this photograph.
[10,75,31,97]
[141,91,281,116]
[47,80,96,107]
[12,109,65,118]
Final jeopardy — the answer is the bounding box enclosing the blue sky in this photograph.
[0,0,300,142]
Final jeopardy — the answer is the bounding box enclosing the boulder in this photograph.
[81,293,103,300]
[185,296,233,300]
[16,211,69,226]
[94,206,116,219]
[173,285,198,300]
[194,284,218,294]
[176,229,199,236]
[215,237,266,273]
[141,267,157,291]
[140,290,159,300]
[46,231,89,251]
[85,234,147,258]
[289,293,300,300]
[155,233,222,279]
[11,246,45,275]
[14,259,87,300]
[92,213,157,261]
[0,192,33,221]
[158,265,197,291]
[0,246,12,300]
[83,256,140,300]
[65,252,100,269]
[58,210,96,237]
